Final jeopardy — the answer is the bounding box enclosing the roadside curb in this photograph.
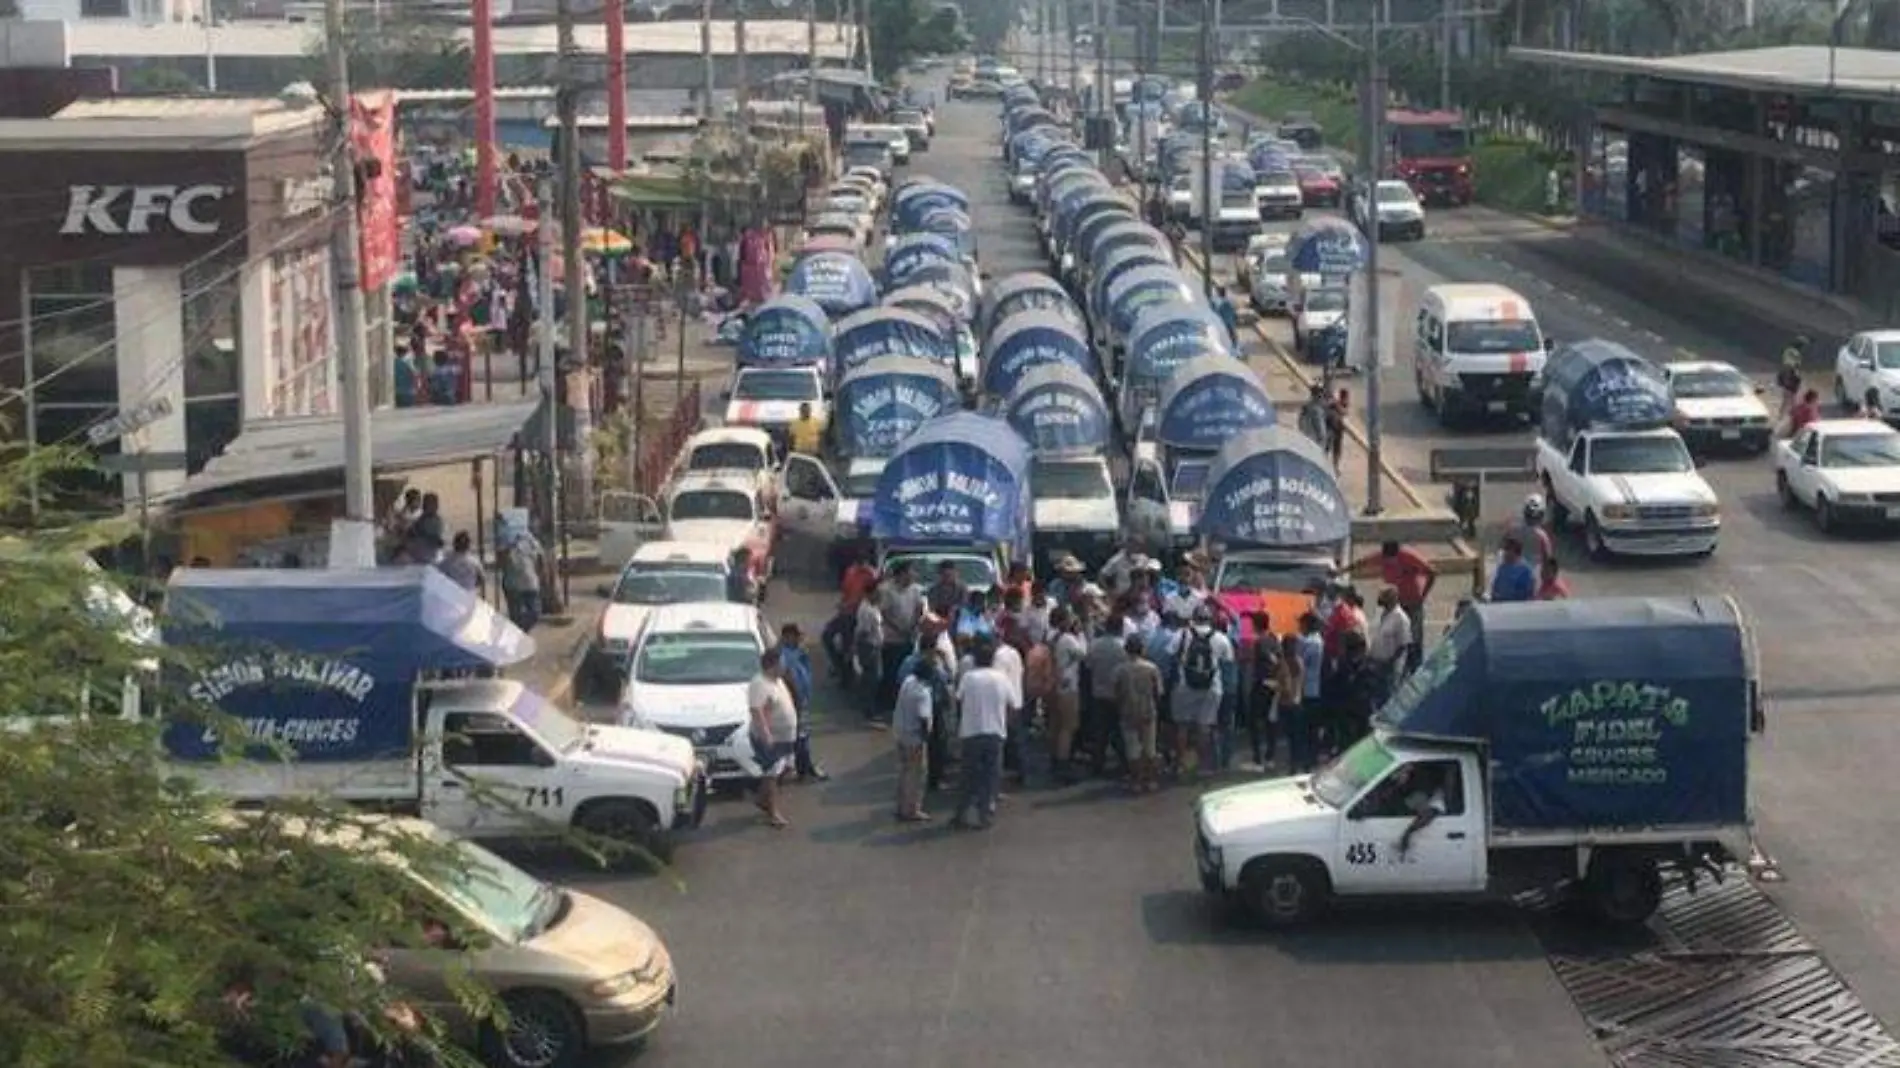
[540,620,594,709]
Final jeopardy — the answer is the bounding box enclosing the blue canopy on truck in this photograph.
[1004,362,1112,455]
[891,183,970,231]
[1107,265,1197,342]
[787,251,877,317]
[1090,245,1175,322]
[162,568,534,762]
[871,411,1033,552]
[983,272,1082,337]
[1125,302,1235,384]
[831,306,950,378]
[738,294,831,368]
[1539,338,1673,443]
[1376,596,1752,831]
[883,233,959,290]
[1219,158,1258,193]
[981,310,1095,398]
[1287,216,1369,274]
[1156,353,1275,451]
[1197,426,1348,547]
[835,356,960,458]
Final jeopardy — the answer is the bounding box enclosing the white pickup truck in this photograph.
[1534,340,1720,560]
[1197,596,1759,928]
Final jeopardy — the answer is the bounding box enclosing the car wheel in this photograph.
[1238,857,1330,927]
[1776,471,1797,510]
[482,991,587,1068]
[1584,513,1612,561]
[1583,854,1664,926]
[575,798,670,866]
[1816,496,1837,534]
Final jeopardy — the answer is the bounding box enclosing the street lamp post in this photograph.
[1266,13,1386,514]
[1197,0,1214,295]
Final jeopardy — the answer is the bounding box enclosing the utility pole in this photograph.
[859,0,873,76]
[736,0,750,118]
[700,0,714,119]
[1438,0,1453,110]
[1197,0,1213,294]
[606,0,627,170]
[1092,0,1110,169]
[553,0,585,610]
[324,0,374,557]
[536,177,561,576]
[1362,11,1386,515]
[806,0,819,110]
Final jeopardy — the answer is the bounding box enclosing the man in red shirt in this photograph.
[1788,389,1823,436]
[824,553,879,683]
[1363,541,1436,671]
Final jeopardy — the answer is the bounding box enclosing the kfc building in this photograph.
[0,97,341,507]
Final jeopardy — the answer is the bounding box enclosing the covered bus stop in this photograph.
[1510,45,1900,311]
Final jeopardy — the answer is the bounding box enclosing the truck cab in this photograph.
[1384,108,1474,206]
[1124,438,1214,558]
[777,452,881,576]
[1031,454,1120,573]
[724,365,828,443]
[1191,158,1263,252]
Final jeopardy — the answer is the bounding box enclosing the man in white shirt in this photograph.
[746,649,799,829]
[1369,587,1412,696]
[1050,607,1088,779]
[1099,537,1146,597]
[954,635,1020,830]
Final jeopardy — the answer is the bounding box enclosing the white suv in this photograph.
[620,602,774,781]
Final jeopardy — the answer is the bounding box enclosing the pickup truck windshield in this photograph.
[613,569,728,605]
[1215,557,1333,593]
[1590,436,1693,475]
[636,632,760,685]
[1446,320,1540,353]
[1305,289,1347,313]
[670,490,755,521]
[435,836,563,943]
[1032,459,1113,499]
[843,470,882,498]
[735,370,820,401]
[1171,461,1210,501]
[687,443,767,471]
[1310,734,1398,809]
[1669,369,1751,398]
[886,554,997,590]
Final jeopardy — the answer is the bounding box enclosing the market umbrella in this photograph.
[445,225,484,247]
[483,214,536,236]
[581,227,634,256]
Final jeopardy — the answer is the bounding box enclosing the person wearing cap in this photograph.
[1122,587,1159,637]
[1047,553,1085,605]
[898,613,960,793]
[1099,535,1146,597]
[777,623,829,783]
[1489,535,1537,603]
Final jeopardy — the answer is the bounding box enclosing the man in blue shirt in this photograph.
[1296,611,1325,770]
[778,624,829,782]
[1211,285,1240,347]
[1489,536,1538,604]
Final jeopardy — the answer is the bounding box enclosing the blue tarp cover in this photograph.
[1090,245,1175,320]
[899,260,976,319]
[1082,220,1168,271]
[981,310,1096,397]
[1250,145,1295,173]
[916,209,977,258]
[982,272,1081,337]
[836,355,960,458]
[1107,265,1196,341]
[1219,159,1258,193]
[1287,216,1369,274]
[831,306,949,377]
[1539,338,1673,441]
[871,411,1034,552]
[1376,596,1752,831]
[892,184,970,231]
[162,567,534,762]
[1005,362,1112,455]
[1125,302,1236,382]
[738,294,831,368]
[883,233,959,290]
[1156,354,1276,450]
[883,284,963,336]
[1197,425,1346,548]
[787,251,877,317]
[1057,198,1132,256]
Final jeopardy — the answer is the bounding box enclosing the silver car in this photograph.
[1247,247,1293,315]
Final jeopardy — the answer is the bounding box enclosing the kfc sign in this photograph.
[60,184,231,236]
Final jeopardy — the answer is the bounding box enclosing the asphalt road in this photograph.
[553,93,1609,1068]
[1202,186,1900,1030]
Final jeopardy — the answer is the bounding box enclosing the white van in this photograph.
[1412,283,1548,427]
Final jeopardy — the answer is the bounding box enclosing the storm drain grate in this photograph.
[1538,871,1900,1068]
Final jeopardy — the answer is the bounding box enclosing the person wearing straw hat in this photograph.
[1047,553,1085,606]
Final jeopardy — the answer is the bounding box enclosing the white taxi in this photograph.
[1661,360,1773,455]
[587,541,734,692]
[619,602,774,781]
[662,473,775,585]
[672,425,778,503]
[724,366,828,440]
[1774,417,1900,533]
[1833,329,1900,419]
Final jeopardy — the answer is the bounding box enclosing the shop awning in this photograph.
[159,400,541,509]
[611,170,698,207]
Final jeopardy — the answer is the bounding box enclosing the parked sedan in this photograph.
[1245,245,1294,315]
[1833,328,1900,419]
[1661,360,1772,455]
[1775,418,1900,533]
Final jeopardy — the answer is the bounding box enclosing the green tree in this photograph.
[0,448,499,1067]
[866,0,968,76]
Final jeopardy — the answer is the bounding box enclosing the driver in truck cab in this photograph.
[1387,761,1453,857]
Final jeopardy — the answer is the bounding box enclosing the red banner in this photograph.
[351,91,400,292]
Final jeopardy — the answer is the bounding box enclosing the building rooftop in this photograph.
[0,93,323,146]
[62,16,856,60]
[1509,45,1900,103]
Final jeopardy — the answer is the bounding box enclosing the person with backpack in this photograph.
[1170,605,1235,779]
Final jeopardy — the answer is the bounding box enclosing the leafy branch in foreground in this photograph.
[0,446,497,1068]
